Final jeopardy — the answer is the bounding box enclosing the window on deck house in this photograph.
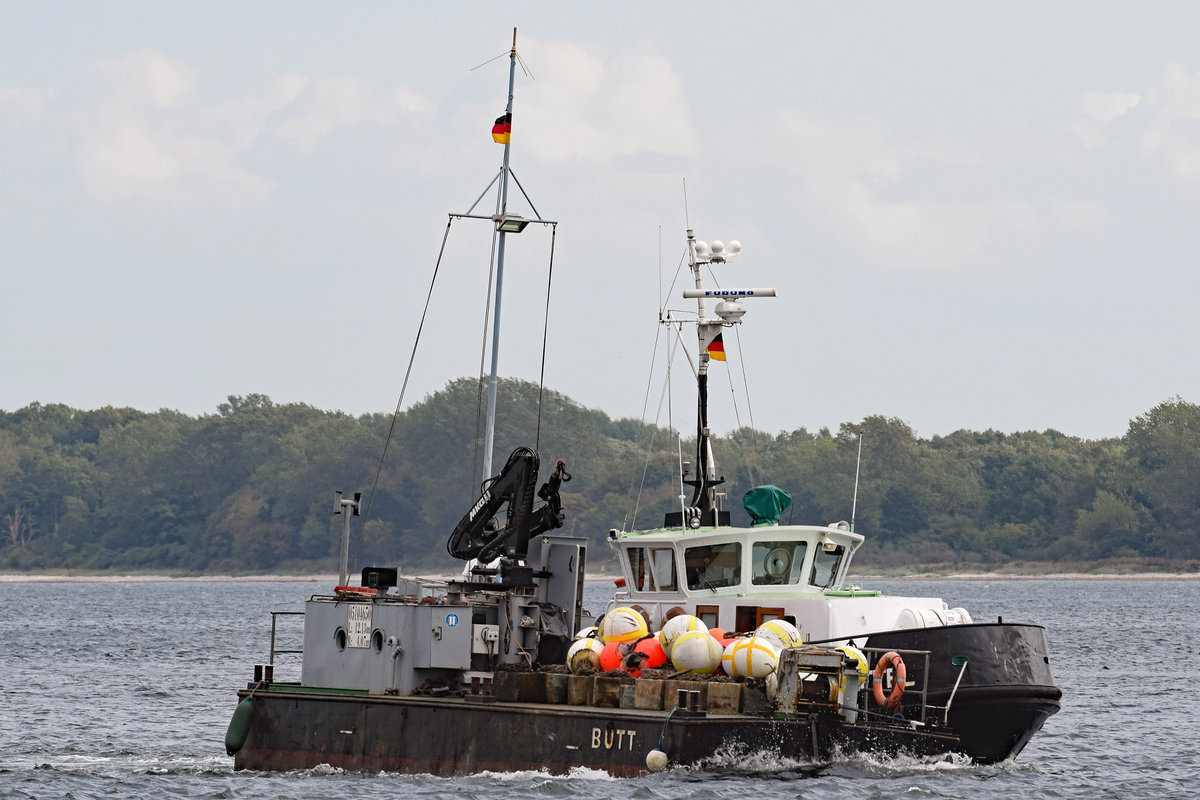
[684,542,741,590]
[627,547,678,591]
[810,545,845,589]
[751,540,808,585]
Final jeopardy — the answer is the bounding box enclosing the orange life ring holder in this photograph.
[872,651,906,710]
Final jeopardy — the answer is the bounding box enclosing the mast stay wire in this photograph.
[627,243,689,529]
[629,325,682,531]
[733,324,757,432]
[534,224,558,449]
[350,218,456,571]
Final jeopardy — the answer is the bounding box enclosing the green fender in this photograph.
[224,697,254,756]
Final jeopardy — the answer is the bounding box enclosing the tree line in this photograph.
[2,380,1198,574]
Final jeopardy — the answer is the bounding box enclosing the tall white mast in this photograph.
[481,29,519,481]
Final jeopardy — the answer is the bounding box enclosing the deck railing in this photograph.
[268,610,305,667]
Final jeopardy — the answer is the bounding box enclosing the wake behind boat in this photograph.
[225,32,1060,776]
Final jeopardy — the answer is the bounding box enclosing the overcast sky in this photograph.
[4,2,1200,442]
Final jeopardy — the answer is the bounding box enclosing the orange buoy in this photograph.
[599,640,623,672]
[631,635,667,669]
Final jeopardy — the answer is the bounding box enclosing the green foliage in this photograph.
[3,385,1200,573]
[1122,397,1200,558]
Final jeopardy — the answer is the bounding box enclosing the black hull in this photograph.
[232,623,1060,775]
[863,622,1062,763]
[232,688,964,776]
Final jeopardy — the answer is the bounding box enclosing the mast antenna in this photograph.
[665,228,775,528]
[851,433,863,532]
[452,28,557,483]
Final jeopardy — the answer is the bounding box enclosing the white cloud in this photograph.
[746,110,1104,275]
[516,39,701,162]
[1140,62,1200,179]
[75,112,180,193]
[1081,91,1141,123]
[273,76,433,154]
[3,49,434,210]
[1073,90,1140,149]
[74,109,273,207]
[209,73,310,150]
[93,49,198,109]
[0,85,55,127]
[72,55,276,207]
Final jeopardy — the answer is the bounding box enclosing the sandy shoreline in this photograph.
[2,571,1198,583]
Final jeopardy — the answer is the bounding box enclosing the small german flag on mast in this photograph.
[706,333,727,361]
[492,112,512,144]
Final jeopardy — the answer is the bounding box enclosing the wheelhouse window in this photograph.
[751,540,808,585]
[684,542,741,590]
[810,545,845,589]
[650,548,678,591]
[626,547,678,592]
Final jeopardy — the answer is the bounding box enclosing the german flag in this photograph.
[492,112,512,144]
[707,333,726,361]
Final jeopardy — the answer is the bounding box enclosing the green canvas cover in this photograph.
[742,485,792,526]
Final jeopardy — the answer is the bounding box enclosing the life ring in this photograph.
[335,585,378,598]
[872,651,906,710]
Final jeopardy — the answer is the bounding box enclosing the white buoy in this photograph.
[574,625,598,640]
[671,630,722,673]
[645,747,668,771]
[599,607,648,643]
[567,637,604,673]
[660,614,707,653]
[754,619,801,650]
[721,635,781,678]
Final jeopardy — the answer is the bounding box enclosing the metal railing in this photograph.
[269,610,305,666]
[861,646,932,725]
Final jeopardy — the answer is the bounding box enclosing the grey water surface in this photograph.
[1,577,1197,799]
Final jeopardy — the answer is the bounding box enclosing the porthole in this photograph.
[372,629,385,653]
[334,627,347,652]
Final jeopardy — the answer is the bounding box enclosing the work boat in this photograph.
[597,229,1060,767]
[226,34,1059,777]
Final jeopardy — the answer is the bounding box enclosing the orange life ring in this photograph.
[334,585,378,598]
[872,651,906,710]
